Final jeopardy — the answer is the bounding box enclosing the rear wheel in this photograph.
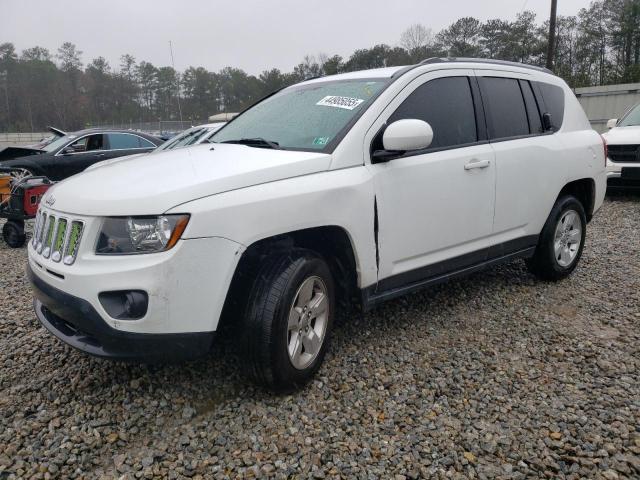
[2,220,26,248]
[240,249,335,391]
[526,195,586,281]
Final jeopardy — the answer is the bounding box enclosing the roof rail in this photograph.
[418,57,553,75]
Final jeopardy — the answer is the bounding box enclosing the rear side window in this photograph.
[520,80,543,134]
[388,76,477,149]
[479,77,529,140]
[536,82,565,131]
[108,133,154,149]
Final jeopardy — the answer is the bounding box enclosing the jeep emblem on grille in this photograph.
[45,195,55,207]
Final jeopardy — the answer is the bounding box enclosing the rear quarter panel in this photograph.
[558,82,607,215]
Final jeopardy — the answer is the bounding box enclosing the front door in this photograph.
[367,71,497,290]
[56,134,108,178]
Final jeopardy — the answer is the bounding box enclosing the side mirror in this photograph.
[383,119,433,152]
[607,118,618,130]
[542,113,554,132]
[61,146,75,155]
[372,119,434,163]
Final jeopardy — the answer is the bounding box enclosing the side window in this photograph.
[387,76,477,150]
[137,136,156,148]
[520,80,543,134]
[108,133,149,150]
[67,137,88,153]
[536,82,565,131]
[86,134,105,151]
[479,77,529,140]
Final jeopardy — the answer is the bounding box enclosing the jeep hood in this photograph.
[47,143,332,216]
[603,125,640,144]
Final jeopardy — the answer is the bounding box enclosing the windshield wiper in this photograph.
[220,138,280,149]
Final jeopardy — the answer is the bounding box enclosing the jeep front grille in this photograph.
[608,144,640,163]
[33,211,84,265]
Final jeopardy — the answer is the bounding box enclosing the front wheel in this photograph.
[9,168,35,183]
[240,249,335,392]
[526,195,587,281]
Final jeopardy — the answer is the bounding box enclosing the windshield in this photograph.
[42,134,76,153]
[211,79,389,151]
[618,104,640,127]
[157,127,209,151]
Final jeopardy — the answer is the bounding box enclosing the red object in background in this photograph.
[22,184,51,216]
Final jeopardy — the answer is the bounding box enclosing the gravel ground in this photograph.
[0,196,639,480]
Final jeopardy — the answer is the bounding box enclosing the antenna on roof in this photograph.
[169,41,184,124]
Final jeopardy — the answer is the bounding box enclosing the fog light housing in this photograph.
[99,290,148,320]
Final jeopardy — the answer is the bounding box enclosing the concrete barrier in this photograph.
[0,133,50,148]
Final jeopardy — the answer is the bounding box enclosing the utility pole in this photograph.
[169,41,184,124]
[546,0,558,71]
[0,71,9,130]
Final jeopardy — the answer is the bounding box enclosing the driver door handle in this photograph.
[464,159,491,170]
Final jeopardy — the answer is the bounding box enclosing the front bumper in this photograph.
[606,159,640,189]
[28,264,214,362]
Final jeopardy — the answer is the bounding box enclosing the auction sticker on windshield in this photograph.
[316,96,365,110]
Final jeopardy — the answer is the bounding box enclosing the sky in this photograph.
[1,0,592,74]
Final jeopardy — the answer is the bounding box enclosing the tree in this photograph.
[155,66,179,119]
[344,45,392,71]
[258,68,292,96]
[509,11,544,64]
[56,42,83,72]
[400,24,434,52]
[136,61,158,114]
[0,43,18,62]
[182,66,219,120]
[438,17,483,57]
[480,19,511,58]
[321,55,343,75]
[21,46,51,62]
[85,57,113,124]
[293,55,322,80]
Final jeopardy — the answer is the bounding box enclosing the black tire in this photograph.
[526,195,587,281]
[240,249,335,392]
[3,221,26,248]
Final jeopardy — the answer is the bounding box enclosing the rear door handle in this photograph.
[464,159,491,170]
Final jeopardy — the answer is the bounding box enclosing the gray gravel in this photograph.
[1,196,639,480]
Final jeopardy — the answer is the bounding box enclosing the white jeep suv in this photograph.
[28,58,607,391]
[604,103,640,189]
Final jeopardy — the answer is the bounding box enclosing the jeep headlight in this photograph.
[96,215,190,254]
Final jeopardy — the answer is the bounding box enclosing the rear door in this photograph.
[104,133,157,160]
[475,71,565,241]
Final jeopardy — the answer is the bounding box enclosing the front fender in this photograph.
[166,167,378,289]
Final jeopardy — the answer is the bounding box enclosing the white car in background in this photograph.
[155,123,226,152]
[85,123,226,171]
[604,103,640,189]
